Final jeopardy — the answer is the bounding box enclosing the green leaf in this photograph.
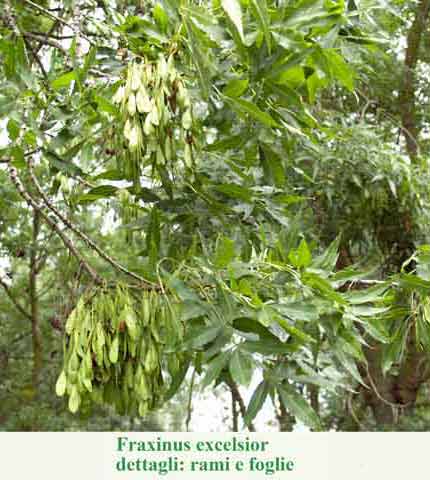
[92,169,124,181]
[343,283,390,304]
[333,347,365,385]
[0,94,15,116]
[244,381,269,425]
[312,235,340,271]
[226,97,279,128]
[241,339,294,355]
[10,146,25,168]
[288,239,312,268]
[284,1,342,30]
[278,383,321,431]
[400,274,430,294]
[223,78,249,97]
[215,183,253,202]
[260,145,286,188]
[229,349,253,386]
[87,185,118,198]
[94,95,118,115]
[153,2,169,32]
[214,236,236,268]
[221,0,244,41]
[323,49,354,91]
[274,302,319,322]
[233,317,282,342]
[7,119,20,141]
[302,272,346,304]
[362,319,390,344]
[52,71,77,90]
[183,18,213,98]
[201,352,231,388]
[349,305,390,317]
[382,324,407,374]
[76,185,118,204]
[276,316,316,344]
[185,326,221,349]
[250,0,271,53]
[165,358,191,401]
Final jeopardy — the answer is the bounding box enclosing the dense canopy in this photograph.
[1,0,430,431]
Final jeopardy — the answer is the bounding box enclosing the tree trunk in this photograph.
[399,0,430,160]
[30,210,42,392]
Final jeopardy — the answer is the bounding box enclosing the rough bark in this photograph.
[29,210,42,391]
[399,0,430,160]
[355,2,430,429]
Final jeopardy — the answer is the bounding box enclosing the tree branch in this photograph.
[8,164,102,285]
[23,32,68,55]
[27,158,157,289]
[0,277,32,321]
[22,0,94,45]
[225,378,256,432]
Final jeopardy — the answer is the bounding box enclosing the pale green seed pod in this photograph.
[182,109,192,130]
[55,371,67,397]
[156,145,165,165]
[156,97,165,126]
[109,335,119,364]
[125,361,134,388]
[128,93,137,116]
[167,55,176,82]
[149,104,159,126]
[65,309,77,335]
[131,63,142,91]
[124,118,132,141]
[128,124,142,150]
[68,386,81,414]
[139,373,149,399]
[113,85,125,104]
[145,341,158,373]
[141,296,149,326]
[168,355,180,376]
[136,88,152,113]
[124,306,138,339]
[158,55,168,81]
[144,113,155,136]
[148,137,158,153]
[184,142,193,168]
[177,82,190,109]
[83,376,93,393]
[145,64,153,83]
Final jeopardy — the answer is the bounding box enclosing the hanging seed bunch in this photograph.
[112,54,196,186]
[117,188,139,243]
[55,285,184,417]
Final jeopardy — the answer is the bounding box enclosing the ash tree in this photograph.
[1,0,430,431]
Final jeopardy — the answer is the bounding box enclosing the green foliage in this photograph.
[1,0,430,432]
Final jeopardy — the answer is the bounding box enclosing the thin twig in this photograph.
[8,164,102,284]
[225,378,256,432]
[24,32,68,54]
[185,368,196,432]
[22,0,94,45]
[231,390,239,432]
[0,277,32,320]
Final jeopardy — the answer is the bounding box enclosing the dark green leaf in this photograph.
[278,383,321,430]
